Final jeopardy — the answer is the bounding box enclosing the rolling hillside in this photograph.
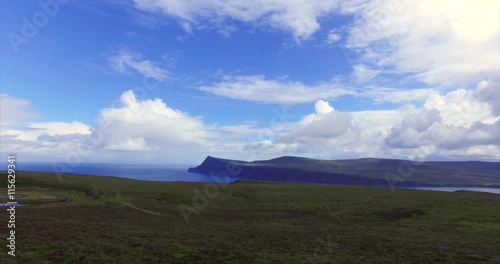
[188,156,500,187]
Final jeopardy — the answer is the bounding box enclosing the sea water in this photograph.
[16,162,238,183]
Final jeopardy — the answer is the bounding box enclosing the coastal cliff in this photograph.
[188,156,500,187]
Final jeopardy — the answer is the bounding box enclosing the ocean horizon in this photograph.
[15,162,238,183]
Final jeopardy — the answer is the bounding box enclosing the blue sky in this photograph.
[1,0,499,164]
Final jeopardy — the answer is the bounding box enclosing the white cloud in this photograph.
[326,29,341,44]
[217,24,238,38]
[181,21,193,34]
[31,122,91,137]
[93,90,213,156]
[1,122,91,143]
[108,51,170,81]
[0,91,215,163]
[474,80,500,116]
[1,91,272,163]
[200,75,442,105]
[276,101,359,153]
[0,94,91,155]
[292,101,353,139]
[350,64,380,82]
[386,81,499,153]
[0,120,92,161]
[128,0,499,109]
[200,75,354,104]
[0,94,36,124]
[343,0,500,87]
[260,81,500,161]
[423,86,498,127]
[244,140,298,156]
[360,87,438,104]
[126,0,498,92]
[219,123,273,139]
[104,137,152,151]
[132,0,340,40]
[314,100,334,115]
[2,83,499,163]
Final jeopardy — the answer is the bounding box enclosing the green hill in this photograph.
[189,156,500,187]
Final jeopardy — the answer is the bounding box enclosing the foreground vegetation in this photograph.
[0,171,499,263]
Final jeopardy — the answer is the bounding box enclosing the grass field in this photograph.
[0,171,499,263]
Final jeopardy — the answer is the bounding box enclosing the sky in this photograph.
[0,0,499,165]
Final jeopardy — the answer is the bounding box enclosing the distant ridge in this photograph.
[188,156,500,187]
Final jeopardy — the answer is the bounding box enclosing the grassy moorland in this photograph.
[0,171,499,263]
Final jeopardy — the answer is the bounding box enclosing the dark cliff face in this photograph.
[188,156,500,187]
[189,156,410,186]
[188,156,231,173]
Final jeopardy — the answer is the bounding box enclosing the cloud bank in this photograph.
[2,84,498,163]
[132,0,340,40]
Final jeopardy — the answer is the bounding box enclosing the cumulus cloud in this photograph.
[387,119,500,155]
[2,85,498,163]
[386,108,442,148]
[200,75,354,104]
[0,94,91,146]
[292,100,352,140]
[342,0,500,87]
[0,91,216,163]
[0,91,275,163]
[386,82,499,153]
[423,86,498,127]
[132,0,340,40]
[1,122,91,143]
[251,80,500,161]
[474,80,500,116]
[108,51,171,81]
[314,100,334,115]
[0,120,92,161]
[274,100,362,156]
[92,91,214,155]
